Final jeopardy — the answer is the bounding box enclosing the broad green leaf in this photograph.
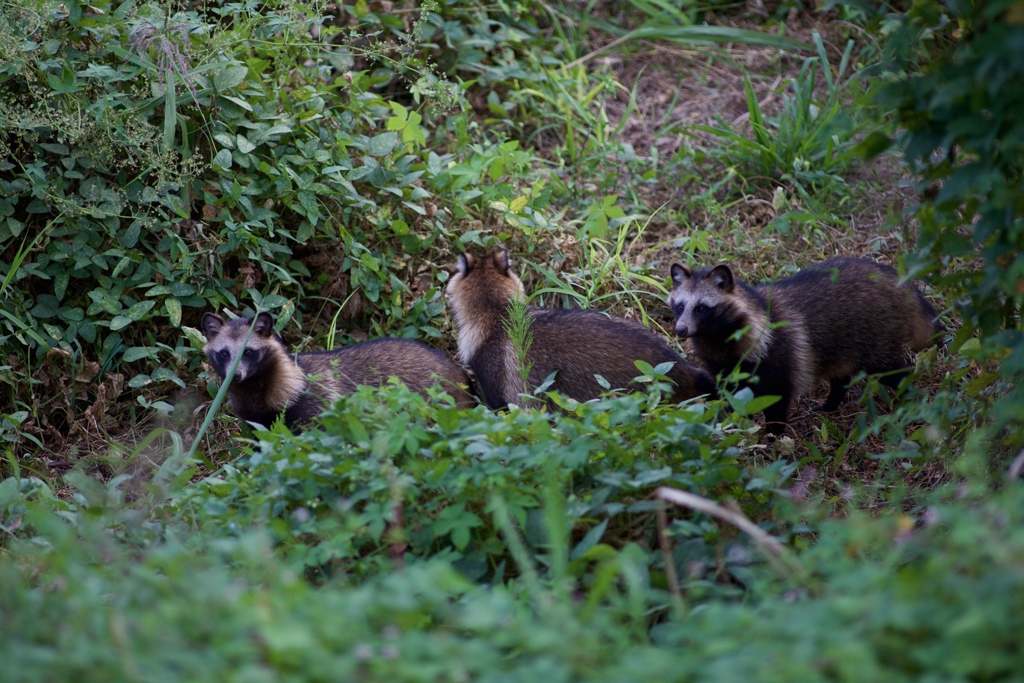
[360,252,380,273]
[365,132,398,157]
[344,414,369,444]
[57,307,83,322]
[128,373,153,388]
[260,124,293,138]
[236,134,256,154]
[31,298,58,319]
[488,156,505,181]
[212,148,233,169]
[182,326,205,347]
[88,289,121,315]
[123,346,157,363]
[151,367,185,387]
[571,519,609,561]
[744,395,781,414]
[213,64,248,91]
[125,300,156,321]
[220,95,253,111]
[387,102,408,129]
[652,361,676,376]
[260,295,289,310]
[165,298,182,327]
[54,270,69,301]
[118,219,142,248]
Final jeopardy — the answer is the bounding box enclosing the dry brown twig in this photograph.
[656,486,812,589]
[1007,447,1024,482]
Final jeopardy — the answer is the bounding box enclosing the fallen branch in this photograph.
[1007,447,1024,482]
[658,486,785,555]
[656,486,811,588]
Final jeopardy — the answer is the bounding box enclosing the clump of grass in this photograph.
[502,296,536,408]
[687,34,874,207]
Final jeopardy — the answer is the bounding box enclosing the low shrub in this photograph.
[182,383,756,598]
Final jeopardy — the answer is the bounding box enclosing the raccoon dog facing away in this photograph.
[446,251,715,409]
[667,257,941,434]
[201,312,475,429]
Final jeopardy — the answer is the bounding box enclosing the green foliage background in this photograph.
[1,0,1023,678]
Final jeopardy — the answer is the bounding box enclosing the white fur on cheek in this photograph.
[668,288,700,334]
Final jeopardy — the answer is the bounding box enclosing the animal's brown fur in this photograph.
[668,257,942,433]
[446,251,716,409]
[201,312,475,429]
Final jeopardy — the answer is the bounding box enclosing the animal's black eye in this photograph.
[217,349,230,362]
[675,302,686,316]
[242,348,257,359]
[695,304,709,315]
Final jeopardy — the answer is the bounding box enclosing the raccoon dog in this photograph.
[201,312,475,429]
[446,251,715,410]
[667,257,941,433]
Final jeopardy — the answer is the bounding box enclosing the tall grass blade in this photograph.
[163,70,177,152]
[186,314,260,461]
[813,33,834,93]
[596,23,811,51]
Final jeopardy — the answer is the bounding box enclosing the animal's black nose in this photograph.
[675,324,689,338]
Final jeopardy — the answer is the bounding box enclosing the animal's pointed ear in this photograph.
[709,265,735,293]
[252,312,276,337]
[494,250,512,273]
[201,313,225,340]
[670,263,692,286]
[456,253,475,277]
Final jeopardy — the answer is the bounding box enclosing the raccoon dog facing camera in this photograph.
[667,257,941,433]
[201,312,475,430]
[445,251,715,410]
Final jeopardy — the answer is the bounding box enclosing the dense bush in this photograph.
[182,384,755,590]
[0,0,572,456]
[3,460,1024,682]
[878,0,1024,446]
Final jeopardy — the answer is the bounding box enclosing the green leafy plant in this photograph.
[502,296,536,407]
[179,382,748,591]
[4,438,1024,682]
[874,0,1024,452]
[530,217,670,330]
[688,34,873,207]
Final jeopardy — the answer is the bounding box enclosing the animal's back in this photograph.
[298,338,475,408]
[525,308,714,403]
[765,258,939,381]
[446,249,713,407]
